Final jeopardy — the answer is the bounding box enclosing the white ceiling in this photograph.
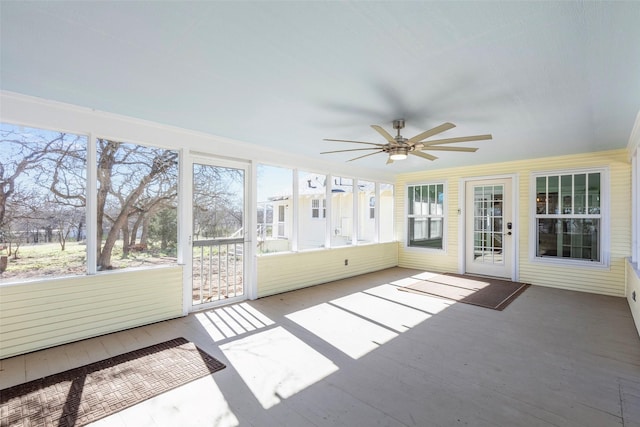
[1,1,639,173]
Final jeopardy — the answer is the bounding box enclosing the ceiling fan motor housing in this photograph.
[393,119,405,130]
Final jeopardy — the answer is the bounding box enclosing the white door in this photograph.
[465,178,513,278]
[190,157,249,309]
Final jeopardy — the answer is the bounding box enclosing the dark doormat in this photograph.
[0,337,226,427]
[399,273,529,310]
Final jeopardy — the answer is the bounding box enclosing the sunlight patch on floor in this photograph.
[87,375,238,427]
[364,284,453,313]
[194,302,275,342]
[286,302,398,359]
[331,291,431,332]
[220,326,338,410]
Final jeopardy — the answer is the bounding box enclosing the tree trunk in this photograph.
[76,220,83,241]
[122,222,130,257]
[140,216,150,245]
[129,212,144,246]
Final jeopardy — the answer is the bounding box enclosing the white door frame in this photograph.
[458,174,519,281]
[181,154,255,314]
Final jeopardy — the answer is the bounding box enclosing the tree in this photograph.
[95,140,178,269]
[192,164,243,239]
[0,126,67,231]
[149,207,177,251]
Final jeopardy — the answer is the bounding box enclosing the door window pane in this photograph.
[192,164,244,305]
[471,185,504,265]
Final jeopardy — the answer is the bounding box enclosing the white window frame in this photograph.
[405,181,447,252]
[529,167,609,268]
[369,196,375,220]
[311,198,326,219]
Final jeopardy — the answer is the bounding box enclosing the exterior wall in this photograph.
[330,191,354,246]
[357,191,376,243]
[396,149,630,297]
[298,196,327,249]
[0,266,183,359]
[256,242,398,298]
[625,260,640,337]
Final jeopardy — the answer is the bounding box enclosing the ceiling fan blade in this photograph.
[408,122,456,144]
[371,125,395,143]
[410,151,438,161]
[323,138,385,146]
[422,134,492,146]
[321,148,383,154]
[422,146,479,152]
[347,150,384,162]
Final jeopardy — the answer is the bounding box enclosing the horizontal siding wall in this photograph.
[396,149,630,297]
[257,242,399,298]
[626,260,640,337]
[0,266,183,359]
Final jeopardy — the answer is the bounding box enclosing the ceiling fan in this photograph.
[321,119,492,164]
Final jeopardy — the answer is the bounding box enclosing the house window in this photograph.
[369,197,375,219]
[407,183,444,249]
[534,171,603,263]
[311,199,326,219]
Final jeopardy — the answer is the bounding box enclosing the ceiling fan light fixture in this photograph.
[389,146,409,160]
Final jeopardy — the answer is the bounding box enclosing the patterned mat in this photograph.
[0,337,225,427]
[400,273,529,310]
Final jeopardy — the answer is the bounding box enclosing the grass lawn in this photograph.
[0,241,176,282]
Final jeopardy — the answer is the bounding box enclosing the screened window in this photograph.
[96,139,178,271]
[379,183,394,242]
[407,183,444,249]
[534,171,602,263]
[0,123,87,282]
[256,164,293,254]
[331,176,353,247]
[299,171,326,250]
[357,180,375,244]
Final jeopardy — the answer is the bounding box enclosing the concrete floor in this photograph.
[1,267,640,427]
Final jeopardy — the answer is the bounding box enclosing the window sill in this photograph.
[530,256,609,270]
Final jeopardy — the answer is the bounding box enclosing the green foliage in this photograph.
[149,208,177,251]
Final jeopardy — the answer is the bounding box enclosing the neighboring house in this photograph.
[257,174,393,252]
